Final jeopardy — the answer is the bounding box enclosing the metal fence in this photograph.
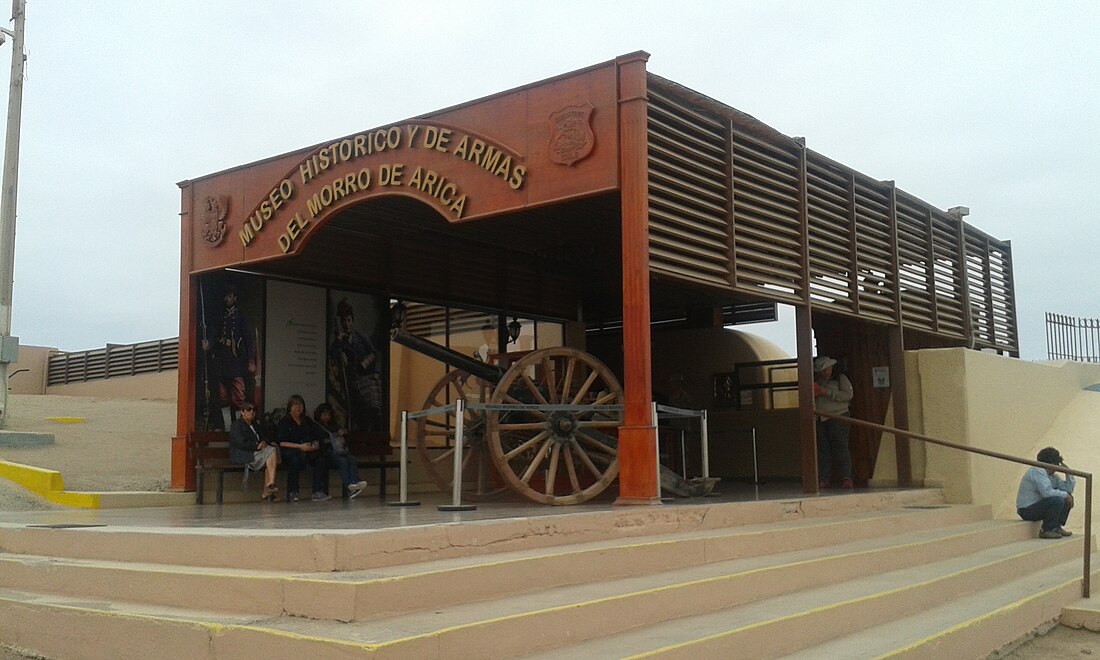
[47,338,179,386]
[1046,313,1100,362]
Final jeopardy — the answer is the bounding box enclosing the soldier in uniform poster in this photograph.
[327,297,382,432]
[201,284,259,430]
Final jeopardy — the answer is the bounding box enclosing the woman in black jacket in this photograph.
[228,400,279,501]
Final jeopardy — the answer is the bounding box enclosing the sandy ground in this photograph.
[0,394,1098,657]
[0,394,174,511]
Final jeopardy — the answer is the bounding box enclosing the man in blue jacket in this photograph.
[1016,446,1075,539]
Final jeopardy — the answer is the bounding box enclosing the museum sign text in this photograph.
[238,123,528,253]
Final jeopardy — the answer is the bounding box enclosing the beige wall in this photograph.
[873,348,1100,527]
[7,344,53,395]
[648,326,797,480]
[45,370,178,400]
[8,344,179,400]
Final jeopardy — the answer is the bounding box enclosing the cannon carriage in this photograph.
[391,328,625,505]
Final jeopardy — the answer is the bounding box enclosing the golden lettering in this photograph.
[405,124,420,148]
[493,155,511,178]
[239,223,256,247]
[468,139,486,163]
[452,134,468,159]
[509,166,526,190]
[378,163,404,186]
[422,126,451,152]
[449,195,466,218]
[354,134,367,158]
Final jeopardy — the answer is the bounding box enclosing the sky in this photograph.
[4,1,1097,359]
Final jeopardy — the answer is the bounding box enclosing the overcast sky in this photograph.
[5,1,1097,359]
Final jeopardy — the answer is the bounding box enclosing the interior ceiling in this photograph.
[252,192,766,325]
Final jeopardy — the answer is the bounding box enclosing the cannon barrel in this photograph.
[390,328,506,384]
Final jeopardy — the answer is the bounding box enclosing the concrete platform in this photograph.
[0,482,933,532]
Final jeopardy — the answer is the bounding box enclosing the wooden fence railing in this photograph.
[47,338,179,386]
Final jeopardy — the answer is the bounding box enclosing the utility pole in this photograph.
[0,0,27,428]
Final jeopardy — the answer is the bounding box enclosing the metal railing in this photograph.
[47,338,179,386]
[817,410,1093,598]
[1047,312,1100,362]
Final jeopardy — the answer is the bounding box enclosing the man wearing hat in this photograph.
[1016,447,1075,539]
[813,355,854,489]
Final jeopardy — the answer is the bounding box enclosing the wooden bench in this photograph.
[187,430,400,503]
[188,431,246,505]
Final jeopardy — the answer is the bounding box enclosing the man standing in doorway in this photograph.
[814,355,854,489]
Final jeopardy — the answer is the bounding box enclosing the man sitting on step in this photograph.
[1016,446,1075,539]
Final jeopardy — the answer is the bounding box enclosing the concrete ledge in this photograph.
[0,460,191,509]
[0,430,54,447]
[1061,598,1100,631]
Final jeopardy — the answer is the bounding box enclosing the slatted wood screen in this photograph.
[646,74,1018,353]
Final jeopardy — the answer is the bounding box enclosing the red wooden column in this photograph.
[614,52,660,505]
[171,186,197,491]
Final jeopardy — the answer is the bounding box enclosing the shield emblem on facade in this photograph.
[200,194,229,247]
[548,101,595,166]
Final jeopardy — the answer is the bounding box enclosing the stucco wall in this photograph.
[7,345,53,395]
[873,348,1100,526]
[45,370,178,400]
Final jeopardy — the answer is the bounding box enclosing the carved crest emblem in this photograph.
[200,194,229,247]
[548,101,595,166]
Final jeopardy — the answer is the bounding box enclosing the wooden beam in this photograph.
[614,52,660,505]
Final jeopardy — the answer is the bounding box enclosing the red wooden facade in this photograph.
[174,52,1017,498]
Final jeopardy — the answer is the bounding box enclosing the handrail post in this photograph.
[1086,476,1093,598]
[816,409,1093,598]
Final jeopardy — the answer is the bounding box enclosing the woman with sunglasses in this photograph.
[228,400,280,501]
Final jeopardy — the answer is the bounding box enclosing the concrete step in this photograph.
[0,505,990,621]
[787,558,1097,659]
[0,516,1071,658]
[527,536,1088,659]
[0,488,948,572]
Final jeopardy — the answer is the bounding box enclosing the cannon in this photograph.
[392,328,625,505]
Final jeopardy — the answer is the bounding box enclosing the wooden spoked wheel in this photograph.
[486,347,624,505]
[414,369,507,501]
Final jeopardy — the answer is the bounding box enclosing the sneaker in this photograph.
[288,492,300,502]
[348,485,363,500]
[841,478,854,489]
[1057,527,1074,537]
[1039,529,1063,539]
[312,492,332,502]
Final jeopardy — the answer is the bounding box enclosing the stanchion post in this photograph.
[701,409,710,479]
[388,409,419,506]
[750,426,765,485]
[439,399,475,511]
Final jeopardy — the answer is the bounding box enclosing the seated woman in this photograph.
[314,403,368,499]
[277,394,330,502]
[228,400,279,502]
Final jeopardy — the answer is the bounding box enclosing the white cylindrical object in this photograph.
[751,427,760,484]
[451,399,465,506]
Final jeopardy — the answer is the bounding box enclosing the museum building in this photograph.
[172,52,1017,504]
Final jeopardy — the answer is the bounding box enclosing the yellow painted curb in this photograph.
[46,417,85,423]
[0,459,99,509]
